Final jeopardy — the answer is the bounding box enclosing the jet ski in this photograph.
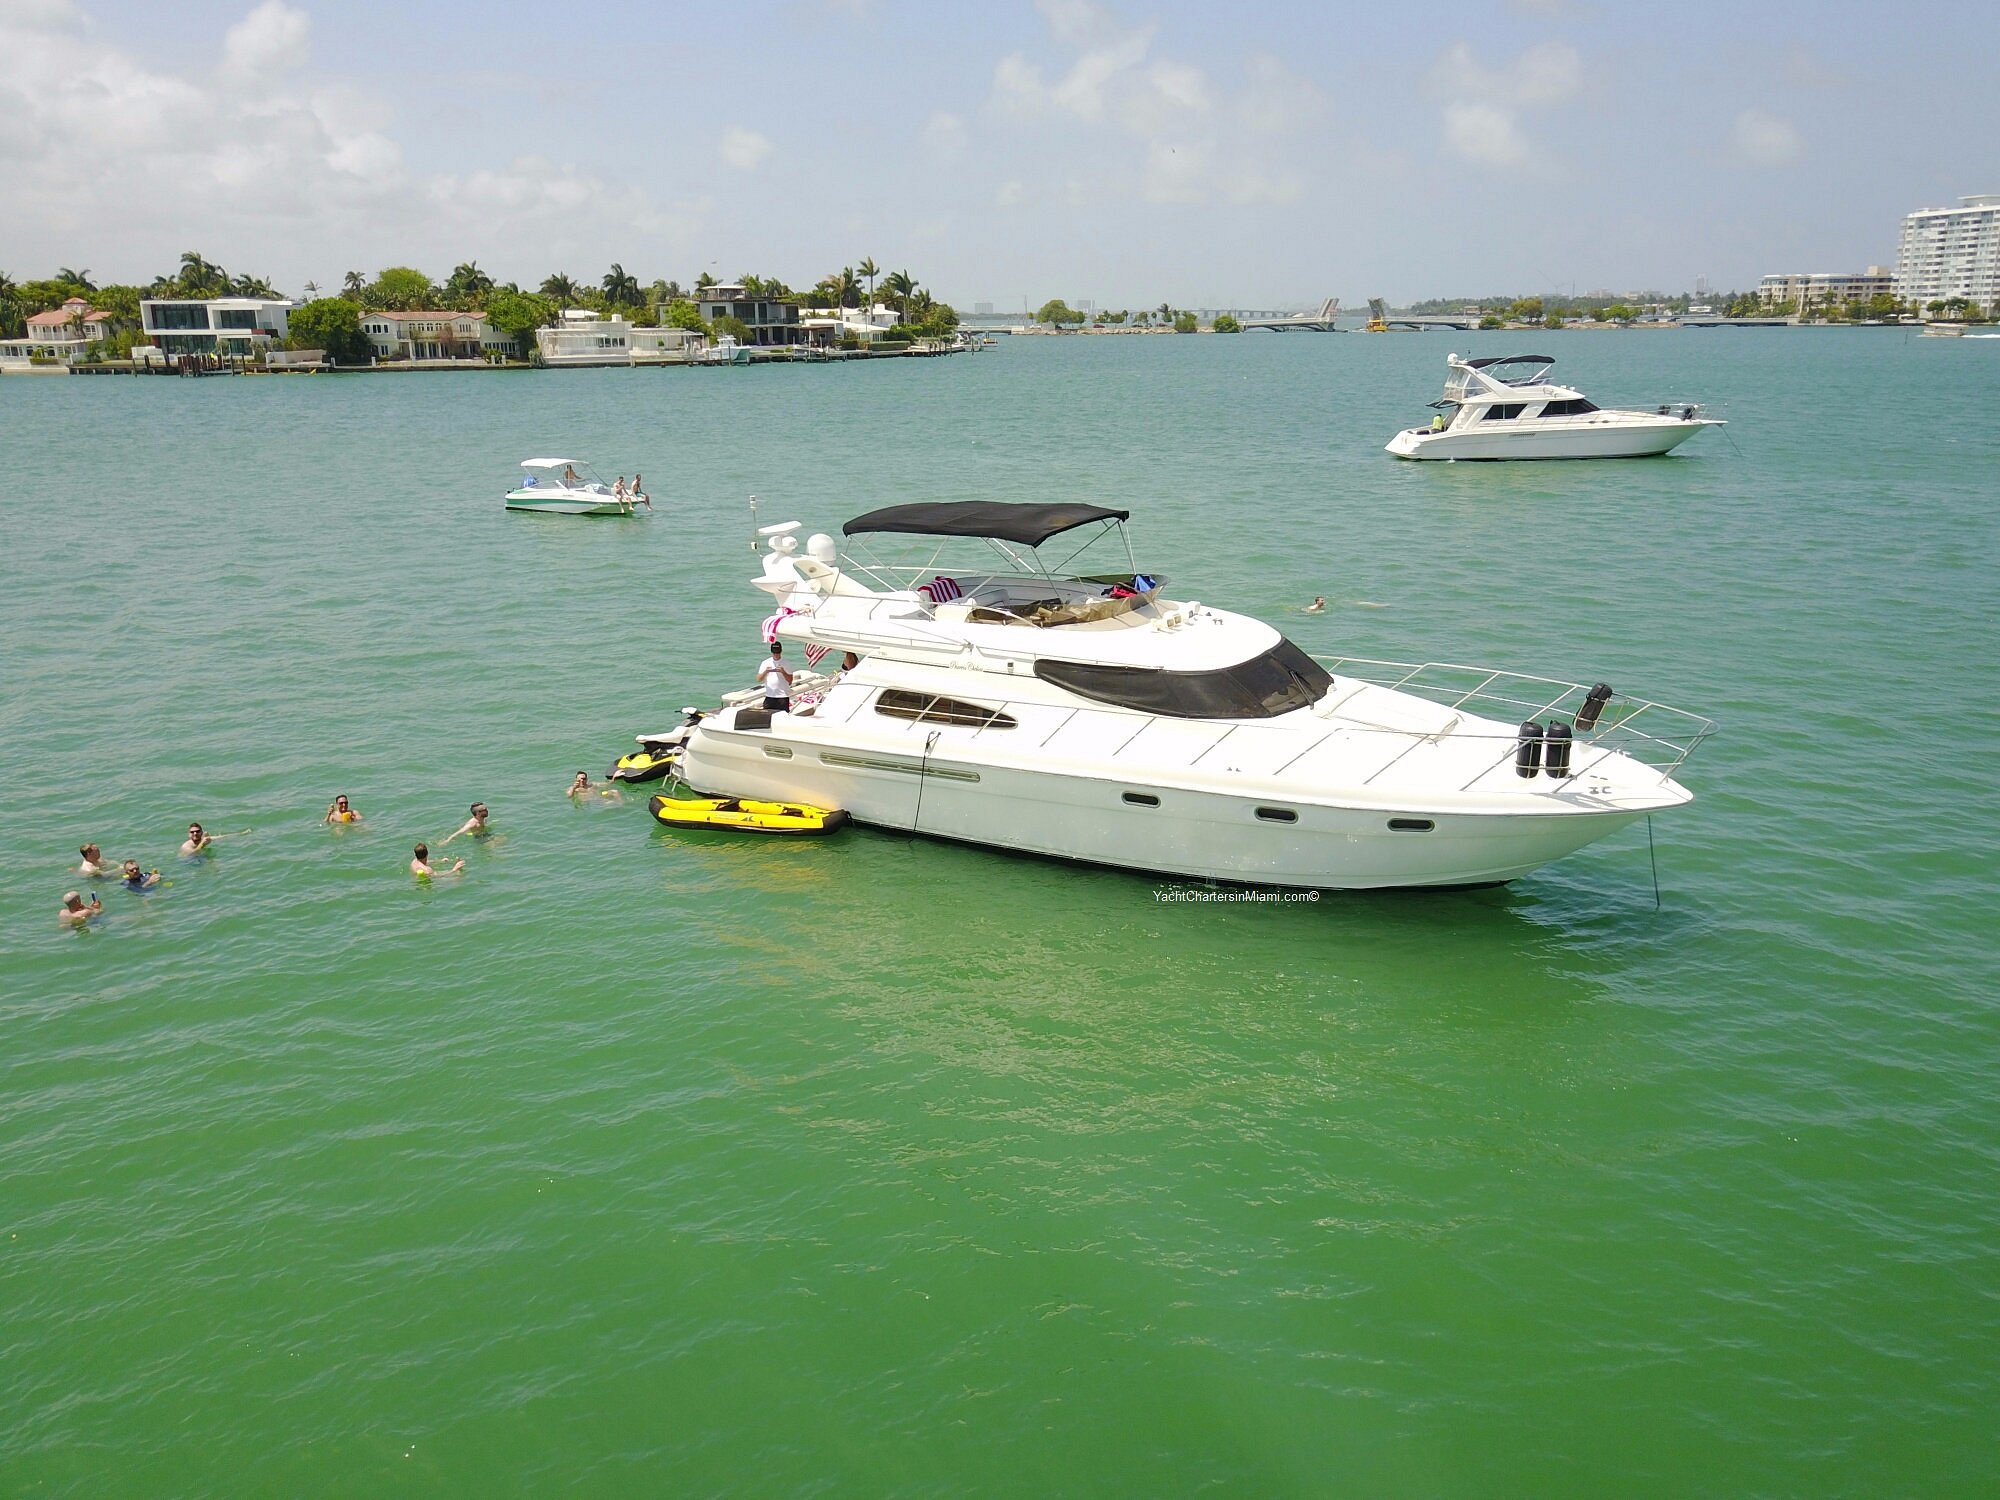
[610,707,705,783]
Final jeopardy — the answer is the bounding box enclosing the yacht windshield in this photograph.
[1034,639,1332,720]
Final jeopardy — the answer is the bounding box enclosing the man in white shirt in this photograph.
[757,640,794,713]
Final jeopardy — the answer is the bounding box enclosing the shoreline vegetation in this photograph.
[0,252,967,371]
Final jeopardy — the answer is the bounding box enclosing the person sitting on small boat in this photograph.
[323,794,361,825]
[442,803,490,845]
[60,890,103,928]
[757,640,794,713]
[77,843,112,877]
[121,860,161,890]
[1429,412,1448,433]
[410,842,463,878]
[631,473,650,508]
[613,477,628,500]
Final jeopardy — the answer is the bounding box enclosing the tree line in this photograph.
[0,252,962,364]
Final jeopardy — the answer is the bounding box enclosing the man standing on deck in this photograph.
[757,640,793,714]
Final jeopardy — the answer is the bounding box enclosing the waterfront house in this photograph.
[359,309,510,362]
[534,309,702,366]
[1757,269,1894,315]
[0,297,116,366]
[798,302,899,347]
[139,296,291,356]
[696,285,802,346]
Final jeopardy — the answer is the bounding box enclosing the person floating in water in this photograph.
[77,843,113,877]
[323,794,362,826]
[410,842,464,878]
[181,823,212,856]
[442,803,490,845]
[1305,596,1326,614]
[568,771,618,800]
[60,890,103,928]
[121,860,161,890]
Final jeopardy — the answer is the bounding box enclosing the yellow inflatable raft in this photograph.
[648,793,849,836]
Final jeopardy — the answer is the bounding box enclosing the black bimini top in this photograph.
[1466,354,1555,370]
[843,501,1130,548]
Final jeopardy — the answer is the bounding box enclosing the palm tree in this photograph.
[179,251,228,297]
[602,263,640,306]
[884,269,915,319]
[857,256,879,314]
[541,273,582,305]
[302,280,320,300]
[448,261,494,306]
[58,267,95,291]
[231,273,278,298]
[342,270,367,298]
[1157,302,1172,324]
[695,270,717,293]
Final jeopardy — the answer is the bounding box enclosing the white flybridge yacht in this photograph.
[1387,353,1722,460]
[672,503,1712,890]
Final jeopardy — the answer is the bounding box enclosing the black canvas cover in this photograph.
[843,502,1130,547]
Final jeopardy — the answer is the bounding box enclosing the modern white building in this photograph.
[1757,268,1895,313]
[358,309,511,362]
[534,310,702,366]
[138,296,291,355]
[1894,195,2000,312]
[0,297,116,365]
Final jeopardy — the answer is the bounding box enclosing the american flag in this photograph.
[803,642,830,667]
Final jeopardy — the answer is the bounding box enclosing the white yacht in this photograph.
[1386,353,1722,460]
[671,503,1711,890]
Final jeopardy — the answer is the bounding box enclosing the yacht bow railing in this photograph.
[1309,655,1716,788]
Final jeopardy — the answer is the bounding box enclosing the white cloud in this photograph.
[986,0,1321,207]
[1442,102,1531,168]
[1428,41,1580,170]
[919,110,966,159]
[0,0,706,285]
[1731,108,1802,167]
[222,0,309,75]
[718,126,774,172]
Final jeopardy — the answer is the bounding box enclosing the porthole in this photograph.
[1387,817,1434,833]
[1255,807,1298,824]
[1122,791,1160,807]
[763,745,793,759]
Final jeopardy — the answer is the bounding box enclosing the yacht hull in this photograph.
[678,726,1651,890]
[1386,420,1710,461]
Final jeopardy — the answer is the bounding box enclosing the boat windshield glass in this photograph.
[1034,638,1332,720]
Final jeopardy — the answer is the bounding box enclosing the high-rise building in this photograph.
[1894,195,2000,311]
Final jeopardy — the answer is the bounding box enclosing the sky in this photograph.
[3,0,1996,309]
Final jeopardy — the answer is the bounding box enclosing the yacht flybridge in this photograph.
[673,503,1712,890]
[1387,353,1722,460]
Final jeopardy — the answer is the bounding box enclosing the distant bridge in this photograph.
[1242,298,1342,332]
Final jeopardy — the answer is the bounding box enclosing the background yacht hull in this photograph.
[679,729,1648,890]
[1386,420,1709,460]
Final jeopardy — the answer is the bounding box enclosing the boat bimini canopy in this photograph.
[1445,353,1560,401]
[521,458,587,470]
[844,501,1130,548]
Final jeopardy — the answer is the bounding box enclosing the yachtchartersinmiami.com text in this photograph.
[1152,887,1319,904]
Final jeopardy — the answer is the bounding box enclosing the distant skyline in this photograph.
[3,0,1996,308]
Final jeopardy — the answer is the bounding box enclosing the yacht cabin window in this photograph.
[1482,403,1528,421]
[873,690,1018,730]
[1539,398,1599,416]
[1033,639,1332,720]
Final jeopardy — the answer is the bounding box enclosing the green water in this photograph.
[4,332,1997,1495]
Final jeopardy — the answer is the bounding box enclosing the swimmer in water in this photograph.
[60,890,104,928]
[441,802,490,846]
[568,771,619,800]
[410,842,463,878]
[1305,596,1326,614]
[181,823,212,856]
[121,860,161,890]
[323,794,361,826]
[77,843,113,877]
